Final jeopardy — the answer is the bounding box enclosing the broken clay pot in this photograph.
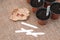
[10,8,30,21]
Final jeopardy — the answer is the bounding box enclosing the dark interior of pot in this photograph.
[50,2,60,14]
[30,0,44,8]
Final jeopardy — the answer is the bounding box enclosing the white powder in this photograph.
[15,28,45,37]
[21,22,38,29]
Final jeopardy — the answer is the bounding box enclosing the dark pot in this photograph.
[36,8,50,20]
[36,8,50,25]
[50,2,60,20]
[29,0,44,12]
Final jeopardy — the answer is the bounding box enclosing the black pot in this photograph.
[30,0,44,8]
[50,2,60,14]
[36,8,50,20]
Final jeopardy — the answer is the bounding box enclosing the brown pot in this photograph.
[38,20,47,25]
[32,8,38,13]
[51,13,59,20]
[27,0,30,3]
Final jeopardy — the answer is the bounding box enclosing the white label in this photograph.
[46,6,50,16]
[38,0,41,2]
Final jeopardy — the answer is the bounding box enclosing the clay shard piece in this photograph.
[10,8,30,21]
